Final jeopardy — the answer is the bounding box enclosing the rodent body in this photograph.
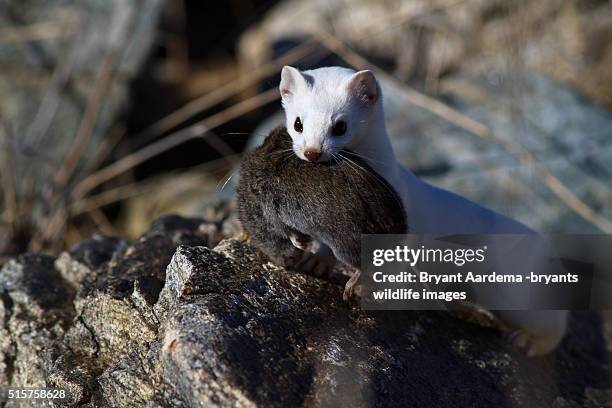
[237,126,406,269]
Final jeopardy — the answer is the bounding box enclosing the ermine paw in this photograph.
[295,250,336,276]
[506,329,562,357]
[343,270,362,301]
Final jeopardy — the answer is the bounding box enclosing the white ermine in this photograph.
[278,65,567,356]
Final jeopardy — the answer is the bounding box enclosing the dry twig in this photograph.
[70,153,239,216]
[131,39,323,147]
[0,124,17,227]
[53,9,133,190]
[0,18,80,44]
[27,28,82,148]
[87,208,118,236]
[81,124,127,176]
[71,87,280,201]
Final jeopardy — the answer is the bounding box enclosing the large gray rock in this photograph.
[0,212,610,406]
[0,253,75,392]
[0,214,213,406]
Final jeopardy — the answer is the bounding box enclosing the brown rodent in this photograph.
[236,126,406,274]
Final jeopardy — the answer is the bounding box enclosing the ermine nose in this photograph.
[304,149,321,162]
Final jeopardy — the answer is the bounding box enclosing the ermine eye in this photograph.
[294,117,303,133]
[332,120,347,136]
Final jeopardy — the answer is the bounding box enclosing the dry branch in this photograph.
[70,154,238,216]
[53,10,132,190]
[27,29,82,148]
[0,124,17,227]
[131,39,324,147]
[71,87,280,201]
[81,124,127,177]
[87,208,117,236]
[0,18,80,44]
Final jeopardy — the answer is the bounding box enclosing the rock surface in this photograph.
[0,212,610,407]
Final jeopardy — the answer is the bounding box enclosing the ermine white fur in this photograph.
[279,65,567,356]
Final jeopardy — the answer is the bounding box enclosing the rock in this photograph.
[97,342,163,407]
[0,214,209,405]
[0,253,75,390]
[157,241,610,407]
[54,234,125,289]
[0,212,610,406]
[0,254,74,322]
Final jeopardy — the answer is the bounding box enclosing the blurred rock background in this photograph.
[1,0,612,262]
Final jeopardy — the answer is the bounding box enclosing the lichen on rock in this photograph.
[0,211,610,407]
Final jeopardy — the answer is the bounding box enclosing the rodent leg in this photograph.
[246,225,303,268]
[289,231,313,251]
[238,203,304,267]
[296,243,336,277]
[343,270,362,301]
[265,236,304,268]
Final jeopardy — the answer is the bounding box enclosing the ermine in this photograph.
[277,65,567,356]
[236,126,406,300]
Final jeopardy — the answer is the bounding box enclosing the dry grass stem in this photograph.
[0,18,80,44]
[72,87,279,201]
[131,39,323,147]
[71,153,239,215]
[1,124,18,227]
[53,45,122,189]
[26,29,82,148]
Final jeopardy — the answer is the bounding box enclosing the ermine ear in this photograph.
[347,70,379,104]
[280,65,304,101]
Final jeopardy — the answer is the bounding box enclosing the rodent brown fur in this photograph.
[236,126,406,269]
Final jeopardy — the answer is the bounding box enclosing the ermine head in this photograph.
[279,66,380,162]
